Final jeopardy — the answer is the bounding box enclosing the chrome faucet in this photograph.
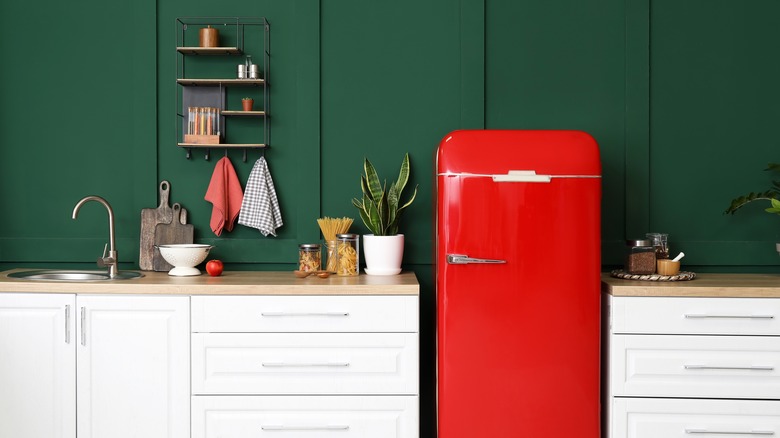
[72,196,118,278]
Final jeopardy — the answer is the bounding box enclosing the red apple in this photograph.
[205,259,224,276]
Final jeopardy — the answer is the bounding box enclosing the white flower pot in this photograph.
[362,234,404,275]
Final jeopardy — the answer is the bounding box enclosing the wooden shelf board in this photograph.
[176,46,241,55]
[177,78,265,86]
[178,143,267,148]
[221,110,266,116]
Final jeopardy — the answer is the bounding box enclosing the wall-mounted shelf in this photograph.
[176,47,241,55]
[221,110,266,116]
[178,144,269,162]
[176,78,265,86]
[176,17,270,160]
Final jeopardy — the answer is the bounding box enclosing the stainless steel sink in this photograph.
[8,270,144,282]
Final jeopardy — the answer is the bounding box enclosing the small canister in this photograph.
[625,239,656,274]
[248,64,260,79]
[199,25,219,48]
[298,244,321,272]
[237,64,246,79]
[335,233,359,276]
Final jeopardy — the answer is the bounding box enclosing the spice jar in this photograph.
[334,233,359,276]
[645,232,669,259]
[625,239,656,274]
[298,244,321,272]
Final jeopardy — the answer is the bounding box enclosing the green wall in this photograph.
[3,0,780,435]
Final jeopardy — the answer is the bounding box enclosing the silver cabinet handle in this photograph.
[684,365,775,371]
[80,307,86,346]
[684,314,775,319]
[261,425,350,431]
[261,312,349,317]
[447,254,506,264]
[65,305,70,344]
[262,362,350,367]
[686,429,775,435]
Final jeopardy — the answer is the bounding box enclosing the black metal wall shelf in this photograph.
[175,17,270,160]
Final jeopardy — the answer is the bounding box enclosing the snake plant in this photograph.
[352,153,418,236]
[724,163,780,215]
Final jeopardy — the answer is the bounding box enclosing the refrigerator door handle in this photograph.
[447,254,506,264]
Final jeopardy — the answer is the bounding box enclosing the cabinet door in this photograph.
[0,293,75,438]
[76,295,189,438]
[612,397,780,438]
[192,395,419,438]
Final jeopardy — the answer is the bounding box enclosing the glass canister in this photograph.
[334,233,359,276]
[625,239,656,274]
[298,243,321,272]
[645,232,669,259]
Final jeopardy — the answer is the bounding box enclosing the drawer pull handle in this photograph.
[684,365,775,371]
[65,305,71,344]
[261,312,350,317]
[262,362,350,368]
[685,429,775,435]
[684,314,775,319]
[261,424,350,431]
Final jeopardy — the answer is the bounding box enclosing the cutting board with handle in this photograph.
[140,181,188,270]
[152,203,194,272]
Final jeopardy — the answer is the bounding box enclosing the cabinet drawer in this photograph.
[612,398,780,438]
[192,395,418,438]
[191,295,418,333]
[192,333,418,395]
[610,296,780,335]
[611,334,780,399]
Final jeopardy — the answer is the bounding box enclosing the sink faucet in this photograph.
[72,196,118,278]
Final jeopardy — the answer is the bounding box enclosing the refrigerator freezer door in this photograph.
[436,130,601,438]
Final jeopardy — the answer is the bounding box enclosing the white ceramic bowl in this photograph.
[156,244,213,276]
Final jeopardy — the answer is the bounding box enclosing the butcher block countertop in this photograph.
[0,269,419,295]
[602,272,780,298]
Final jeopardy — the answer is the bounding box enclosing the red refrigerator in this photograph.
[436,130,601,437]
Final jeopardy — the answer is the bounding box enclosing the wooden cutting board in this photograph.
[152,203,195,272]
[140,181,188,270]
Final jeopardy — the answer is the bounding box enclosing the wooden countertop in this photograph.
[0,269,419,296]
[602,272,780,298]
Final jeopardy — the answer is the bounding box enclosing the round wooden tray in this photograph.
[610,269,696,282]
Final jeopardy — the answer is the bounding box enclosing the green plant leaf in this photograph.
[363,158,383,201]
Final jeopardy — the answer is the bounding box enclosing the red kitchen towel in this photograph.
[204,156,244,236]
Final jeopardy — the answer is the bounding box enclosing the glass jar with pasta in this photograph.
[334,233,359,276]
[298,244,321,272]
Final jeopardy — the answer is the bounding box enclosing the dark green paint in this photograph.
[3,1,780,436]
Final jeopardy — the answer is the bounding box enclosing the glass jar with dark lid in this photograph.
[298,243,321,272]
[625,239,656,274]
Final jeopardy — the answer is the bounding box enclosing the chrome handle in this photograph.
[80,307,86,346]
[684,365,774,371]
[447,254,506,264]
[685,314,775,319]
[686,429,775,435]
[65,305,70,344]
[261,312,349,317]
[262,362,350,368]
[261,425,350,431]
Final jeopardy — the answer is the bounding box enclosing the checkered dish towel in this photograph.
[238,157,283,236]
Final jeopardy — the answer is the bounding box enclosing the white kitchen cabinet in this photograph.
[0,293,189,438]
[191,294,420,438]
[0,293,76,438]
[603,285,780,438]
[77,295,189,438]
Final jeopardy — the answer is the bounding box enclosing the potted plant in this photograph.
[352,153,418,275]
[725,162,780,253]
[241,97,254,111]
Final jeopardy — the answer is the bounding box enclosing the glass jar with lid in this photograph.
[298,243,321,272]
[625,239,656,274]
[334,233,359,276]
